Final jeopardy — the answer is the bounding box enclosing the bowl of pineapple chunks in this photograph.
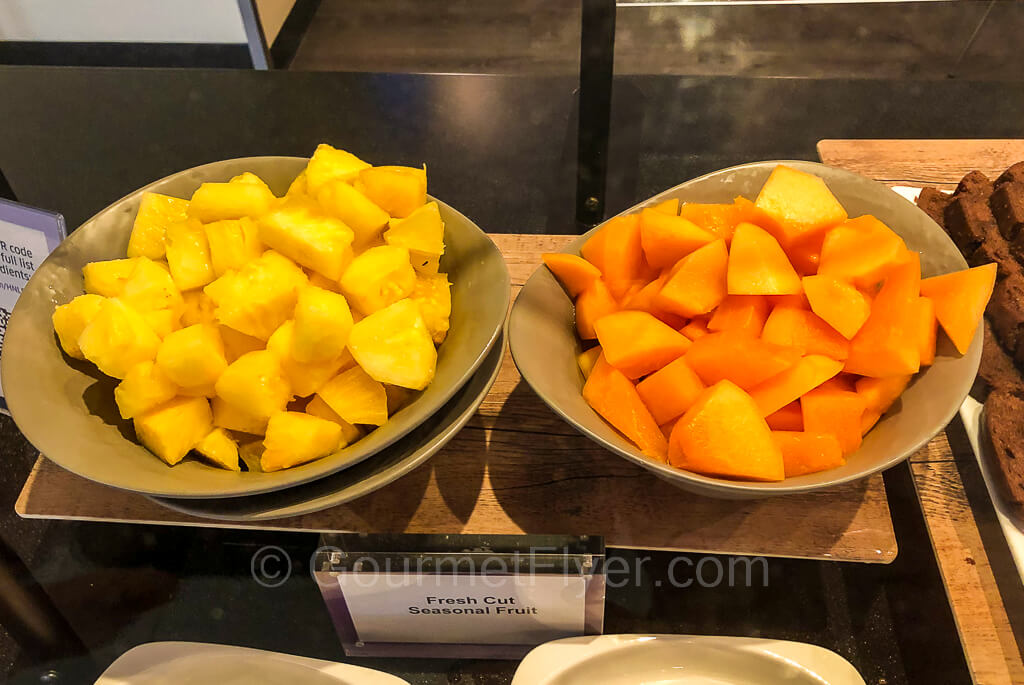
[510,161,985,498]
[2,145,509,498]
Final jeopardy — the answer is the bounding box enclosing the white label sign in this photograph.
[337,573,588,645]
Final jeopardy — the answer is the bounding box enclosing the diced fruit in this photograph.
[772,431,845,477]
[639,208,716,270]
[358,165,427,218]
[219,326,265,363]
[204,250,308,340]
[305,395,363,447]
[204,217,263,277]
[261,411,342,471]
[621,275,667,315]
[120,258,184,315]
[581,214,646,299]
[856,374,912,434]
[165,218,215,291]
[317,179,391,247]
[636,356,706,425]
[761,306,850,360]
[214,350,291,421]
[181,290,217,326]
[317,366,389,426]
[52,294,105,359]
[543,253,602,297]
[286,171,308,199]
[188,181,275,222]
[652,198,679,215]
[919,263,997,355]
[754,165,847,245]
[410,272,452,344]
[230,171,271,191]
[575,279,618,340]
[844,253,921,377]
[583,355,667,460]
[195,428,241,471]
[916,297,937,366]
[155,324,227,389]
[133,396,212,466]
[594,310,691,379]
[304,144,371,194]
[707,294,770,337]
[727,222,801,295]
[78,299,162,378]
[801,274,871,339]
[340,245,417,315]
[766,401,803,431]
[139,308,180,338]
[383,201,445,273]
[656,239,729,317]
[266,321,353,397]
[83,258,138,297]
[685,330,801,389]
[212,396,268,435]
[668,380,784,482]
[348,299,437,389]
[748,355,844,417]
[114,361,178,419]
[128,193,189,259]
[291,286,354,363]
[801,387,866,455]
[259,203,354,280]
[679,319,709,340]
[818,216,906,288]
[678,202,740,243]
[577,346,602,378]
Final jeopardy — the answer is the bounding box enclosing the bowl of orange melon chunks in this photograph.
[510,161,990,497]
[1,146,509,498]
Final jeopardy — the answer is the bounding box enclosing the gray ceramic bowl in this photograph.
[3,157,510,498]
[509,160,980,498]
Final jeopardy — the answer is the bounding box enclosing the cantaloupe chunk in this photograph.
[580,214,646,299]
[622,274,667,314]
[639,208,717,270]
[656,239,729,317]
[801,387,866,455]
[748,354,844,417]
[919,263,997,355]
[575,278,618,340]
[668,380,784,482]
[772,431,845,477]
[856,374,912,434]
[543,253,602,297]
[594,310,692,379]
[577,346,602,378]
[916,297,937,366]
[727,223,801,295]
[766,401,803,431]
[660,416,682,442]
[844,253,921,377]
[761,306,850,360]
[818,216,907,289]
[707,294,770,336]
[754,165,848,246]
[652,198,679,215]
[583,354,667,460]
[636,356,706,425]
[678,202,740,243]
[802,274,871,339]
[685,331,801,390]
[679,318,709,340]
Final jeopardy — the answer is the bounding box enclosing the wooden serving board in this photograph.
[15,234,896,562]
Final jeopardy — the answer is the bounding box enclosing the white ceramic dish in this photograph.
[511,634,865,685]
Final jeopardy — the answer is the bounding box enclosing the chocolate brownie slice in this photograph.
[988,275,1024,354]
[990,181,1024,242]
[978,320,1024,399]
[995,162,1024,188]
[944,194,997,254]
[916,187,951,228]
[971,236,1021,281]
[955,170,994,198]
[984,390,1024,507]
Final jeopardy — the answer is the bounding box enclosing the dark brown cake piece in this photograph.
[984,390,1024,507]
[990,181,1024,241]
[988,275,1024,353]
[995,162,1024,188]
[955,170,994,198]
[915,187,951,228]
[979,320,1024,397]
[944,194,998,254]
[971,236,1021,281]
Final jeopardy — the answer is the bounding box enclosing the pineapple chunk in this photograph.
[187,181,275,223]
[133,396,212,466]
[292,286,354,363]
[358,165,427,218]
[305,144,371,195]
[52,294,105,359]
[383,201,445,274]
[128,192,189,259]
[339,245,416,315]
[261,411,342,471]
[204,250,308,340]
[204,217,263,277]
[156,324,228,389]
[181,290,218,326]
[219,325,265,363]
[140,308,181,338]
[316,179,390,246]
[212,396,268,435]
[229,172,272,192]
[166,218,215,291]
[258,203,354,280]
[195,428,241,471]
[316,366,388,426]
[78,299,161,378]
[385,384,417,414]
[83,258,139,297]
[114,361,178,419]
[214,350,291,420]
[305,395,363,447]
[411,273,451,344]
[348,299,437,390]
[120,257,184,314]
[266,321,355,397]
[286,171,308,199]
